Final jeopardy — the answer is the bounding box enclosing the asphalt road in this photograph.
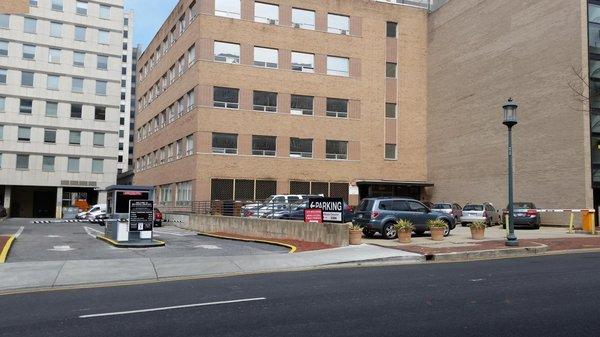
[1,253,600,336]
[0,219,287,262]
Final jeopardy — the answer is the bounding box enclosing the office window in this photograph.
[42,156,55,172]
[93,132,105,146]
[70,104,82,118]
[386,62,397,78]
[0,125,3,139]
[212,133,238,154]
[47,75,59,90]
[92,159,103,173]
[177,98,184,115]
[95,106,106,120]
[213,87,239,108]
[48,48,61,63]
[75,26,86,41]
[252,135,276,156]
[187,90,195,110]
[176,182,192,205]
[98,30,109,44]
[22,44,35,60]
[292,8,315,30]
[328,14,349,34]
[0,97,4,112]
[16,155,29,170]
[188,45,196,65]
[291,52,314,72]
[24,17,36,33]
[255,2,279,24]
[214,41,240,64]
[30,0,38,6]
[21,71,34,86]
[291,95,314,115]
[44,129,56,143]
[387,22,398,38]
[51,0,63,11]
[67,157,79,172]
[96,80,107,95]
[76,1,88,15]
[69,131,81,145]
[290,138,313,158]
[326,98,348,118]
[385,144,397,160]
[253,91,277,112]
[215,0,240,19]
[99,5,110,19]
[386,103,396,118]
[326,140,348,160]
[73,51,85,67]
[46,101,58,117]
[97,55,108,70]
[0,69,5,84]
[0,14,8,29]
[18,127,31,141]
[186,135,194,155]
[254,47,278,68]
[327,56,349,76]
[0,40,7,56]
[72,77,84,92]
[50,21,62,37]
[20,99,33,114]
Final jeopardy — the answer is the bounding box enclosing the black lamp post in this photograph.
[503,98,519,247]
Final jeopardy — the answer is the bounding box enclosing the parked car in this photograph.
[460,203,500,227]
[502,202,541,229]
[154,208,163,227]
[352,198,456,239]
[0,205,6,217]
[431,203,463,222]
[76,208,89,219]
[87,204,107,223]
[242,194,321,217]
[268,200,355,223]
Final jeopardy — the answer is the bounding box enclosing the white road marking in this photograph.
[83,226,103,239]
[194,244,222,250]
[79,297,267,319]
[153,229,193,237]
[48,245,74,252]
[14,226,25,238]
[469,279,484,282]
[46,235,62,238]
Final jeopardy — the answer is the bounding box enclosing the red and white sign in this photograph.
[304,208,323,223]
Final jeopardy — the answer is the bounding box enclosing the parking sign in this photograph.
[308,198,344,223]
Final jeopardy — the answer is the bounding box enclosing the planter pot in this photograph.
[349,229,363,245]
[397,230,412,243]
[471,227,485,240]
[430,227,445,241]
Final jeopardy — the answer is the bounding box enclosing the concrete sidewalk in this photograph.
[0,244,423,292]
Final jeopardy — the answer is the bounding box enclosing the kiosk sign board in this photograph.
[304,208,323,223]
[308,198,344,223]
[129,200,154,232]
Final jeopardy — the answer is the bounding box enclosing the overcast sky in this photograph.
[125,0,179,50]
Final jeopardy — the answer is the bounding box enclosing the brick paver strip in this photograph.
[522,237,600,251]
[210,232,336,252]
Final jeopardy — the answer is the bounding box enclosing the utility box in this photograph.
[102,185,164,247]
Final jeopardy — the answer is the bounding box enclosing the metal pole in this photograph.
[506,126,518,246]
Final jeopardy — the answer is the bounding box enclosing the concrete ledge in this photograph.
[431,244,549,262]
[97,235,165,248]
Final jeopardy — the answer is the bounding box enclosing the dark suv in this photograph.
[353,198,456,239]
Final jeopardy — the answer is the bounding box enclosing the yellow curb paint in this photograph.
[199,232,297,253]
[0,235,15,263]
[96,235,166,247]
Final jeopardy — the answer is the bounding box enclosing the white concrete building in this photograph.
[117,10,133,173]
[0,0,128,218]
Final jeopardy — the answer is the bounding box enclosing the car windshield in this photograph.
[357,199,374,212]
[512,202,535,209]
[433,203,451,209]
[463,205,483,211]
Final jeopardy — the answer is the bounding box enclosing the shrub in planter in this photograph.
[348,224,363,245]
[470,221,486,240]
[427,219,448,241]
[394,219,415,243]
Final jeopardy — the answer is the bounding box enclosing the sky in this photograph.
[125,0,179,50]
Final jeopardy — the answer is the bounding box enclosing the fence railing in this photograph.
[161,200,309,220]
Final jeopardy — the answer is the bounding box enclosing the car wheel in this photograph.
[487,218,492,227]
[461,222,467,227]
[442,221,451,237]
[382,222,397,240]
[362,228,375,238]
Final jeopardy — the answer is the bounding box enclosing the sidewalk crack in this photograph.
[149,257,159,280]
[51,260,67,287]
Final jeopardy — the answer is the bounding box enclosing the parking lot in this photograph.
[0,219,288,263]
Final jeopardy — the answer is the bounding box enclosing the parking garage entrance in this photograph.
[356,181,433,201]
[10,186,57,218]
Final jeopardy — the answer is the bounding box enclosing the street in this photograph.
[1,253,600,336]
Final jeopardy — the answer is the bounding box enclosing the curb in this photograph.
[429,244,549,262]
[0,235,15,263]
[96,235,166,248]
[198,232,297,253]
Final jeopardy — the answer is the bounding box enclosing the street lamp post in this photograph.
[503,98,519,247]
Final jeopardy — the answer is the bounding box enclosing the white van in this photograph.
[86,204,107,222]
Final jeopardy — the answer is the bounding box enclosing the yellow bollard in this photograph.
[568,213,575,234]
[505,214,509,236]
[593,212,597,236]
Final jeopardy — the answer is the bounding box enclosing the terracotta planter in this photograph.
[471,227,485,240]
[430,227,445,241]
[349,229,363,245]
[397,230,412,243]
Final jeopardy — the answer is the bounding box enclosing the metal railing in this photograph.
[162,200,307,219]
